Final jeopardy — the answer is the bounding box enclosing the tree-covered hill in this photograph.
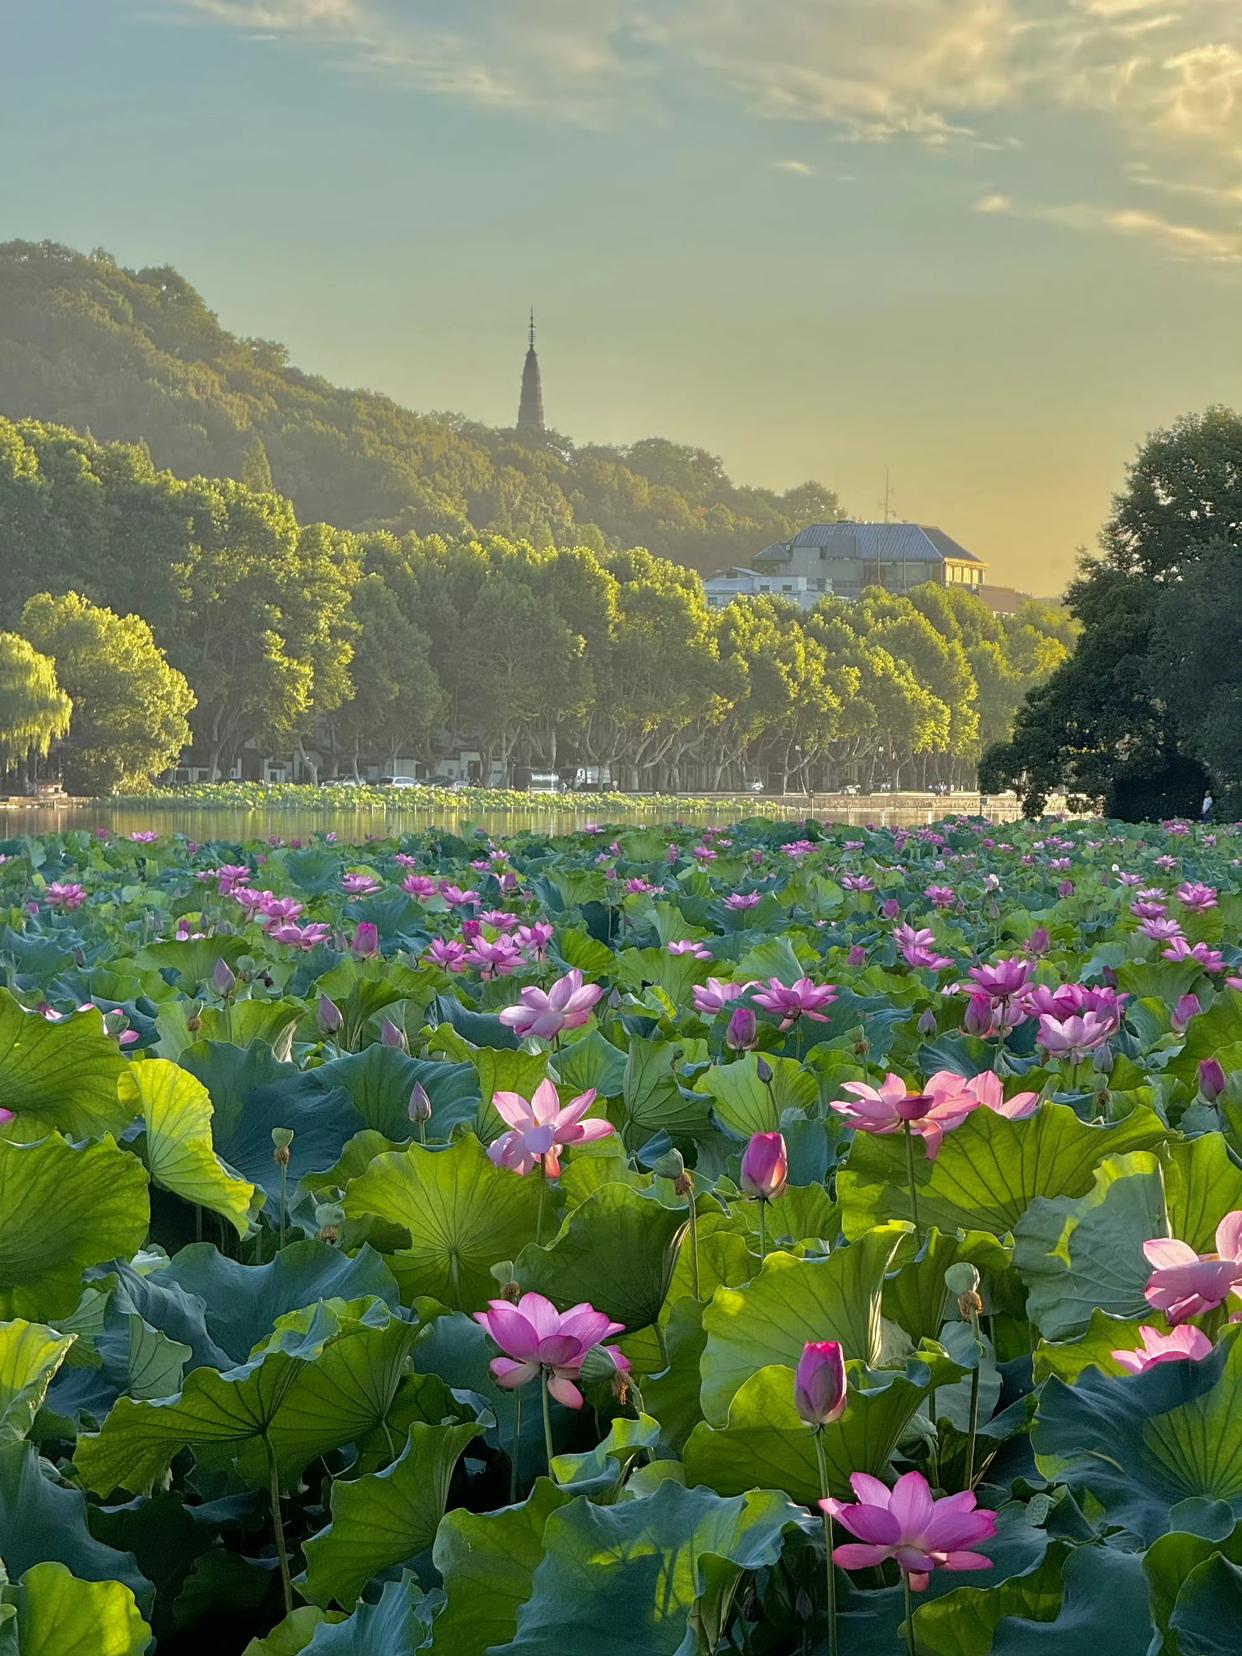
[0,239,839,570]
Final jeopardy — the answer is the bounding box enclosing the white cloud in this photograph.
[973,189,1242,261]
[771,158,815,174]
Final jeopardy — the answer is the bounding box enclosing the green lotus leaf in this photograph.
[0,1319,75,1441]
[1165,1134,1242,1253]
[0,1441,152,1608]
[471,1048,549,1141]
[683,1350,963,1504]
[515,1182,685,1334]
[1143,1518,1242,1652]
[1013,1152,1166,1340]
[431,1480,573,1656]
[488,1480,810,1656]
[1167,1554,1242,1656]
[293,1574,438,1654]
[298,1420,479,1608]
[195,998,306,1051]
[1033,1324,1242,1543]
[552,1030,627,1101]
[883,1227,1013,1342]
[638,1297,710,1452]
[699,1225,907,1424]
[912,1547,1069,1656]
[243,1606,346,1655]
[621,1035,712,1149]
[612,946,711,1004]
[0,988,128,1142]
[694,1052,818,1140]
[119,1058,259,1237]
[343,1135,541,1311]
[98,1304,191,1402]
[6,1561,151,1656]
[76,1298,413,1493]
[980,1545,1150,1654]
[838,1102,1167,1239]
[137,935,249,992]
[549,1412,662,1496]
[0,1134,149,1319]
[317,1045,480,1139]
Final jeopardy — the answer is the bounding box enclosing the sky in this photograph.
[3,1,1240,590]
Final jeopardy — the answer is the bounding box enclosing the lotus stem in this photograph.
[278,1160,288,1252]
[686,1181,701,1300]
[536,1160,548,1246]
[902,1571,916,1656]
[264,1435,294,1615]
[510,1386,523,1504]
[903,1123,922,1243]
[757,1198,769,1260]
[540,1369,555,1475]
[965,1305,982,1489]
[813,1429,839,1656]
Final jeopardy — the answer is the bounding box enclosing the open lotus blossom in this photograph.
[893,924,954,971]
[1112,1325,1213,1373]
[463,935,525,979]
[1138,916,1184,942]
[1131,900,1168,921]
[514,921,554,959]
[830,1071,978,1161]
[401,874,439,899]
[842,874,876,893]
[934,1069,1041,1120]
[44,881,87,911]
[267,921,333,951]
[1162,937,1226,973]
[924,884,956,908]
[752,977,837,1030]
[794,1340,848,1427]
[1022,983,1127,1033]
[425,936,467,971]
[1177,882,1218,911]
[967,958,1034,1001]
[439,884,480,907]
[724,891,763,910]
[692,977,756,1017]
[668,939,712,959]
[822,1470,998,1591]
[1035,1010,1116,1063]
[488,1078,613,1177]
[498,969,604,1040]
[341,872,381,896]
[474,1291,629,1408]
[1143,1213,1242,1323]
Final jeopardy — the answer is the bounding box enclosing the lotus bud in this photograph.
[651,1147,686,1182]
[963,994,993,1039]
[793,1340,847,1427]
[1057,880,1073,900]
[1029,926,1051,955]
[917,1007,937,1037]
[408,1082,433,1125]
[1199,1058,1227,1103]
[578,1341,629,1386]
[847,944,867,966]
[1172,993,1201,1035]
[739,1131,787,1201]
[211,958,236,997]
[755,1055,774,1085]
[101,1010,128,1038]
[380,1016,408,1052]
[881,897,901,920]
[351,922,379,958]
[726,1005,758,1052]
[317,994,343,1034]
[271,1127,293,1167]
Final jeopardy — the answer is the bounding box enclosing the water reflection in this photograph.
[0,796,1015,843]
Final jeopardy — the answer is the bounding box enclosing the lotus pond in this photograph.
[0,812,1239,1656]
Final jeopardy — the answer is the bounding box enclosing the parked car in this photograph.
[379,776,424,789]
[841,784,860,796]
[744,779,766,793]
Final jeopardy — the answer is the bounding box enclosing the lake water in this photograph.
[0,793,1021,844]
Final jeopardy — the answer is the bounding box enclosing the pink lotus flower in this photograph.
[739,1131,788,1200]
[1162,937,1226,973]
[822,1470,997,1591]
[515,921,554,960]
[726,1005,758,1051]
[1177,882,1218,912]
[846,944,868,967]
[752,976,837,1031]
[893,925,953,971]
[1143,1212,1242,1322]
[498,970,604,1040]
[200,862,251,893]
[473,1291,628,1408]
[962,993,1026,1039]
[830,1072,978,1161]
[1199,1058,1227,1102]
[1138,917,1184,942]
[425,936,467,972]
[44,882,86,911]
[669,939,712,959]
[488,1078,613,1177]
[1172,993,1202,1034]
[924,884,956,909]
[1131,900,1168,921]
[1035,1010,1115,1064]
[128,830,160,843]
[936,1069,1040,1120]
[693,978,756,1017]
[842,874,876,894]
[794,1341,847,1427]
[1112,1325,1213,1374]
[724,892,763,911]
[967,958,1034,1002]
[402,874,439,900]
[881,898,902,920]
[342,873,381,897]
[268,921,333,951]
[351,922,380,957]
[439,883,480,908]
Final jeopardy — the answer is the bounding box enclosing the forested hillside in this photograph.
[0,416,1072,790]
[0,239,839,570]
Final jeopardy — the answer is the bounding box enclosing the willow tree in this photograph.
[0,631,72,774]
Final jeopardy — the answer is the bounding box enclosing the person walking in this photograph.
[1201,789,1214,823]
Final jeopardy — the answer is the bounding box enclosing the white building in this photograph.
[703,566,822,611]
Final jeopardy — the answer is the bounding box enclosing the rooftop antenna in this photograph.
[878,468,895,524]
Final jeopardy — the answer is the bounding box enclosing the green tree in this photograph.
[20,592,194,793]
[240,435,274,493]
[0,631,72,774]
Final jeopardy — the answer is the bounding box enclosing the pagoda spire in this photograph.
[516,308,545,435]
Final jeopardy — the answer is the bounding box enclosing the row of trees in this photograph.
[0,240,840,573]
[0,416,1072,793]
[982,407,1242,820]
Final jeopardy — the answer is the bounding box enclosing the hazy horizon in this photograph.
[7,0,1240,589]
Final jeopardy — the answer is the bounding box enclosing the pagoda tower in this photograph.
[516,309,545,435]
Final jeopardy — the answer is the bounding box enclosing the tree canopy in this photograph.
[981,407,1242,818]
[0,631,72,773]
[0,239,840,575]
